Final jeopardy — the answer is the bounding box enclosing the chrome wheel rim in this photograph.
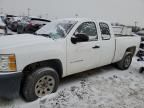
[35,75,55,97]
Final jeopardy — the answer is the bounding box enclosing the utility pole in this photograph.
[27,8,31,16]
[75,13,79,18]
[134,21,138,28]
[0,8,3,14]
[134,21,138,32]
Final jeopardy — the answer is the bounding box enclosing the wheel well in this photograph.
[126,46,136,56]
[22,59,63,79]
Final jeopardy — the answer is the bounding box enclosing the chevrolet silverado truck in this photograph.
[0,18,140,102]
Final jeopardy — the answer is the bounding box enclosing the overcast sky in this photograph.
[0,0,144,27]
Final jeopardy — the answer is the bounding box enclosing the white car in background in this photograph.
[0,16,6,35]
[112,25,133,36]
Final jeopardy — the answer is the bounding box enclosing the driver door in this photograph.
[67,22,101,75]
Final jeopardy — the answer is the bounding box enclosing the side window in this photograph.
[99,22,111,40]
[75,22,98,41]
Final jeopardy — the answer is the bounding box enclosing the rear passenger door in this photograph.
[98,22,115,66]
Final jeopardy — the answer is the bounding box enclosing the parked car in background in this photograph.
[136,30,144,41]
[17,17,51,34]
[3,15,51,34]
[5,15,22,32]
[136,30,144,57]
[0,16,7,35]
[112,25,132,36]
[0,18,140,102]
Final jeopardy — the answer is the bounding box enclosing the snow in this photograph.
[0,57,144,108]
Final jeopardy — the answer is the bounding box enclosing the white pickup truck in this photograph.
[0,18,140,101]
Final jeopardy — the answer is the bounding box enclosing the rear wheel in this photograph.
[116,52,132,70]
[22,67,59,102]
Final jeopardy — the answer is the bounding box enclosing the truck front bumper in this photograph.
[0,72,22,99]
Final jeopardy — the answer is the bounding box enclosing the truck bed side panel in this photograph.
[112,36,140,63]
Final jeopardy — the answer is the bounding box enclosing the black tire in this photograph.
[139,67,144,73]
[116,52,133,70]
[22,67,59,102]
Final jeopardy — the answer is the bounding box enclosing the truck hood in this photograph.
[0,34,54,49]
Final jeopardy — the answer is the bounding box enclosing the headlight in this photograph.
[0,54,16,72]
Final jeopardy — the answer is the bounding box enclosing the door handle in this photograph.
[92,45,100,49]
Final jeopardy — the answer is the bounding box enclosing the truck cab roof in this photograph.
[56,18,110,24]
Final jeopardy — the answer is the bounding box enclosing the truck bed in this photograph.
[112,35,140,63]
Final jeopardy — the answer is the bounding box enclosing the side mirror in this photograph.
[71,33,89,44]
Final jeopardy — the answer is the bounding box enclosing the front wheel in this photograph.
[116,52,132,70]
[22,67,59,102]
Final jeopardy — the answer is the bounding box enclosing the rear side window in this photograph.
[99,22,111,40]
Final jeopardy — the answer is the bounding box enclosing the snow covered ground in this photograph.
[0,57,144,108]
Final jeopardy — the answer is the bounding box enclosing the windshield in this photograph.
[36,20,77,39]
